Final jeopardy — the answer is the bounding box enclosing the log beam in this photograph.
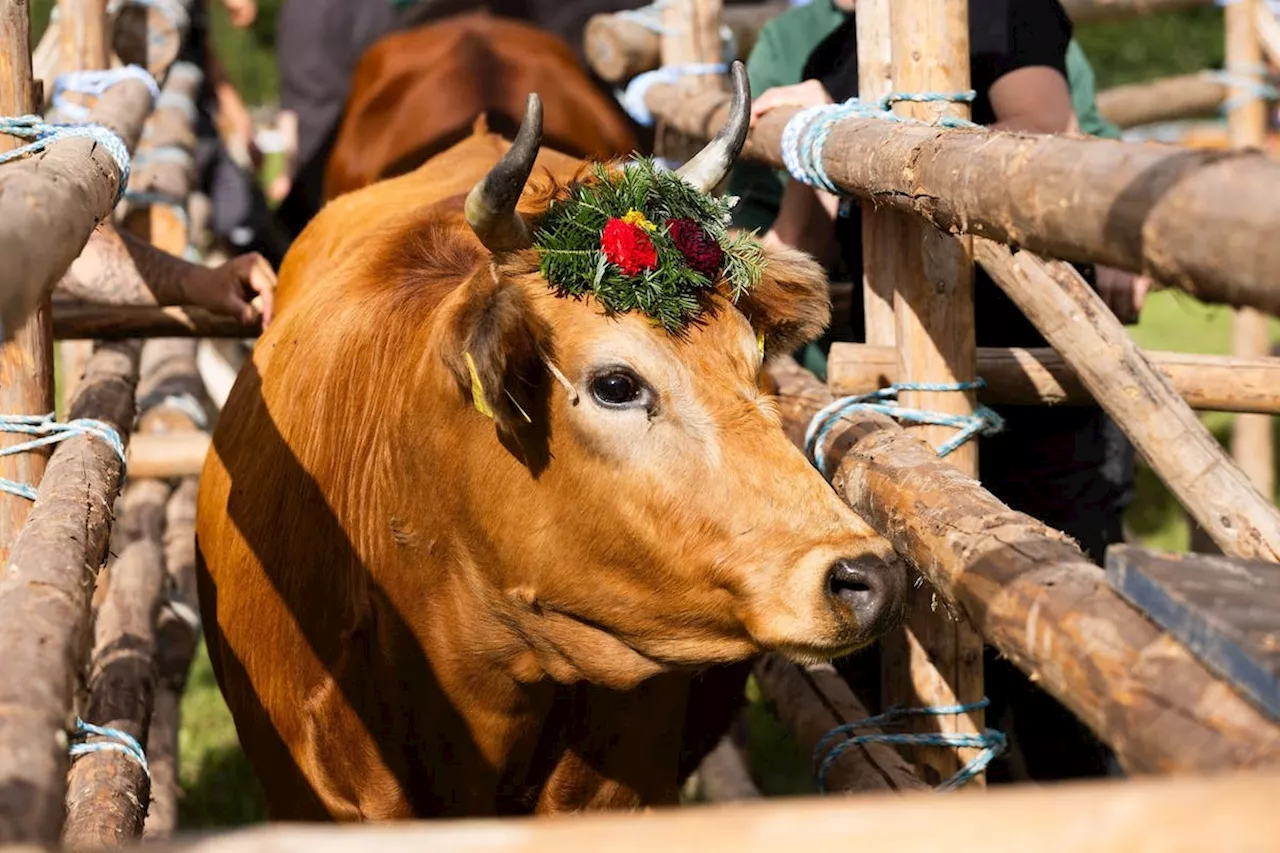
[0,340,141,845]
[827,343,1280,415]
[55,771,1280,853]
[62,478,171,850]
[54,303,259,340]
[1097,73,1226,128]
[752,654,926,794]
[641,84,1280,317]
[974,240,1280,563]
[769,355,1280,774]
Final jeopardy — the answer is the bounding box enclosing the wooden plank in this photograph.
[768,355,1280,773]
[880,0,983,787]
[56,771,1280,853]
[974,240,1280,563]
[1226,0,1274,500]
[641,85,1280,319]
[1107,545,1280,722]
[827,343,1280,415]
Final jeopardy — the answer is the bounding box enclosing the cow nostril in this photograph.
[826,557,907,635]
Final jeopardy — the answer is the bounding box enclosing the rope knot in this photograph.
[804,380,1003,476]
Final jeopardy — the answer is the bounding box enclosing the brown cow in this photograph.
[323,11,639,202]
[197,65,906,820]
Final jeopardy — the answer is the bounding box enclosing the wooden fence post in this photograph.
[657,0,725,170]
[1227,0,1275,500]
[0,0,56,566]
[855,0,896,345]
[56,0,110,416]
[875,0,985,787]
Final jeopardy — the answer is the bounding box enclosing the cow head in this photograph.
[436,63,907,687]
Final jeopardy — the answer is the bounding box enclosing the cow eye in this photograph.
[589,369,646,409]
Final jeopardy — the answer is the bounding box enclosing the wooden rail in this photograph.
[769,355,1280,774]
[642,85,1280,318]
[0,340,141,846]
[1097,73,1226,128]
[25,770,1280,853]
[827,343,1280,415]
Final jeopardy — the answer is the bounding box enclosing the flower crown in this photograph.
[533,158,766,332]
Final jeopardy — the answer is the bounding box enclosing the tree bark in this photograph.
[642,84,1280,318]
[827,343,1280,415]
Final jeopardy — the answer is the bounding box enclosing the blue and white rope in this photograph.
[1202,67,1280,114]
[69,719,151,781]
[0,116,132,201]
[804,381,1003,476]
[0,414,127,501]
[620,63,729,126]
[814,699,1006,793]
[155,90,198,123]
[51,65,159,122]
[781,91,976,194]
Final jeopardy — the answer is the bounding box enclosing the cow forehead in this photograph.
[529,285,761,382]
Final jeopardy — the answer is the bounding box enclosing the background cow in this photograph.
[197,67,907,820]
[322,11,640,204]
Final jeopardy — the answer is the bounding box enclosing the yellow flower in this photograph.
[622,209,656,232]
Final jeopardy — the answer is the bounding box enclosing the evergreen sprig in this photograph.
[533,158,766,332]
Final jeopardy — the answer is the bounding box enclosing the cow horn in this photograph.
[465,93,543,251]
[674,61,751,193]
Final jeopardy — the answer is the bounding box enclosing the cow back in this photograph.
[324,12,638,202]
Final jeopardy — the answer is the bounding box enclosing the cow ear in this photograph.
[734,244,831,357]
[442,263,552,433]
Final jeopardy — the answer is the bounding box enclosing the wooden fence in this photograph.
[0,0,1278,849]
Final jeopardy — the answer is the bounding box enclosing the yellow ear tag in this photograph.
[464,352,494,419]
[756,328,766,360]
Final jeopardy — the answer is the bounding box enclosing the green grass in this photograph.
[176,641,267,827]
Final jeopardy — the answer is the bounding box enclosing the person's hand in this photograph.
[189,253,277,330]
[749,80,833,128]
[1095,265,1151,324]
[220,0,257,28]
[267,173,293,204]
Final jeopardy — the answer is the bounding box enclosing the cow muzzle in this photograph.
[825,555,909,643]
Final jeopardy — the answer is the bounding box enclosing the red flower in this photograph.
[601,217,658,276]
[668,218,724,278]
